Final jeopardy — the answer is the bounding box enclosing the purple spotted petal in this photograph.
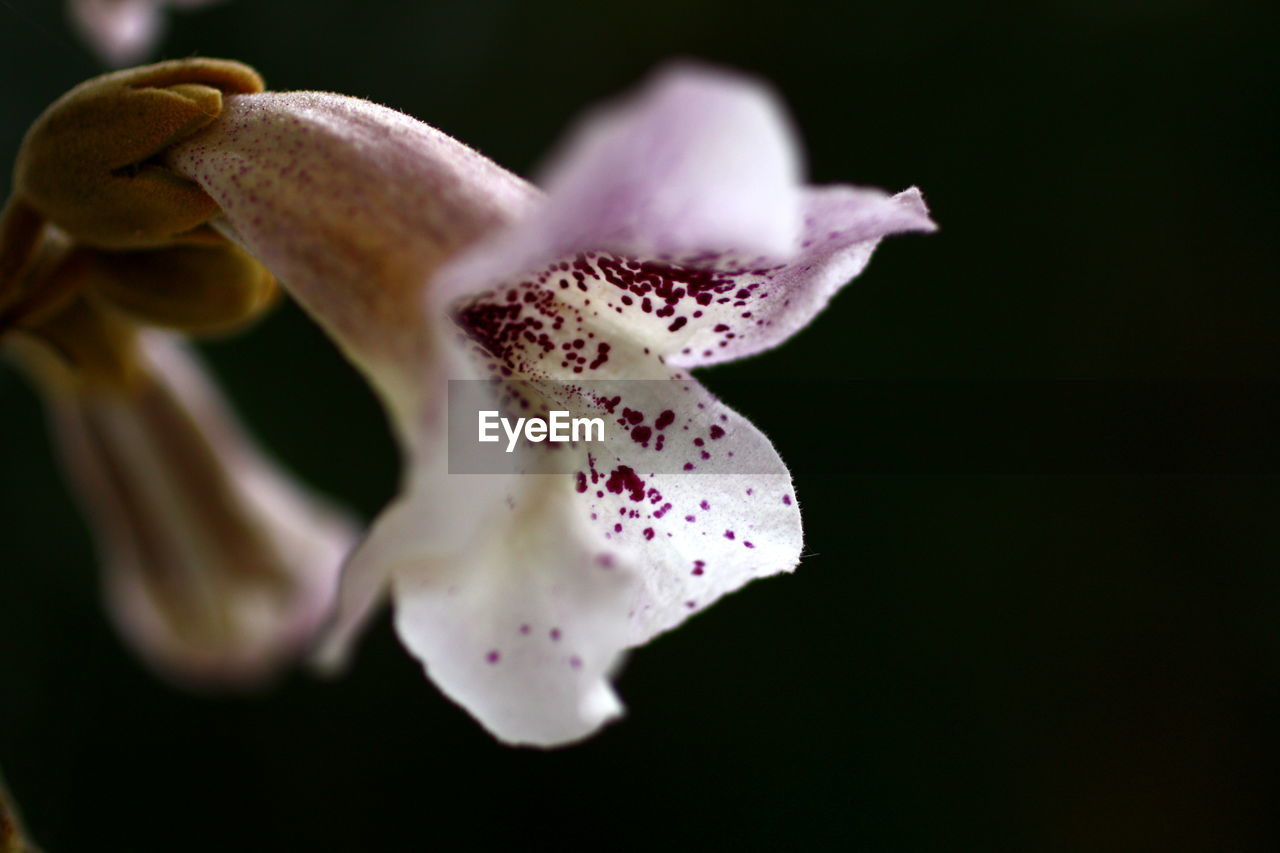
[452,278,803,644]
[428,273,801,742]
[436,64,803,303]
[361,375,801,746]
[448,185,932,377]
[666,186,936,368]
[436,68,934,370]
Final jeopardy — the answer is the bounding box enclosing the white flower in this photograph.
[165,63,935,745]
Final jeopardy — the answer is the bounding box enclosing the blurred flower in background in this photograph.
[69,0,225,66]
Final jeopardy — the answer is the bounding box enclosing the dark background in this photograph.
[2,0,1279,849]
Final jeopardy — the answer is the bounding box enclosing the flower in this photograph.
[407,68,934,744]
[2,60,356,685]
[11,330,356,685]
[42,59,934,743]
[164,63,935,744]
[69,0,225,67]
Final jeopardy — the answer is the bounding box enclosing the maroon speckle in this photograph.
[692,560,706,576]
[631,425,652,444]
[744,541,755,549]
[519,624,531,635]
[655,410,676,430]
[709,425,726,440]
[782,494,793,505]
[605,466,646,502]
[700,500,710,510]
[485,650,501,664]
[588,342,611,370]
[724,530,736,540]
[550,628,562,641]
[643,527,655,540]
[575,472,587,493]
[569,656,583,670]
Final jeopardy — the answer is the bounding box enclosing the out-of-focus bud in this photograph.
[8,331,357,685]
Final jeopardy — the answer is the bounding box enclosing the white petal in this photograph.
[390,475,631,747]
[558,380,803,645]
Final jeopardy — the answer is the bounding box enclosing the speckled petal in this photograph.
[450,275,805,646]
[41,332,356,685]
[166,92,540,437]
[436,64,803,303]
[450,185,932,376]
[437,68,933,369]
[664,186,936,368]
[561,382,802,645]
[390,475,631,747]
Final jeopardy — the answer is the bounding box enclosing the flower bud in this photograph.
[20,332,357,685]
[13,59,263,250]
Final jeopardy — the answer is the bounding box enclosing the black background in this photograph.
[2,0,1278,850]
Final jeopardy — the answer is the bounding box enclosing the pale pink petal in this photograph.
[448,187,931,379]
[637,186,936,369]
[42,332,356,686]
[436,67,933,371]
[166,92,540,438]
[437,64,803,303]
